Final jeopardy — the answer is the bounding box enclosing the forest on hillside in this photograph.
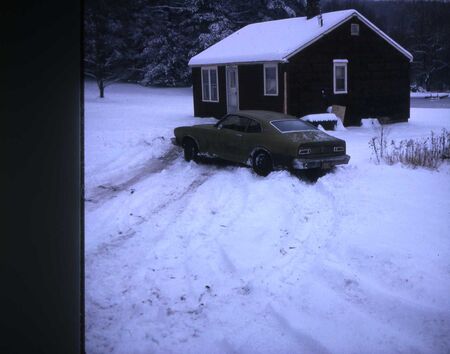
[84,0,450,95]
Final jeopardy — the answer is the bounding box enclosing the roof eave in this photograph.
[188,59,288,67]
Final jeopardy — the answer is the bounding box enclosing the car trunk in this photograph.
[284,131,345,157]
[300,140,345,157]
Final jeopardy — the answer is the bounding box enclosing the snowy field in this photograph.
[410,92,450,109]
[85,81,450,354]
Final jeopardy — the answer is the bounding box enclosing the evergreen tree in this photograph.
[139,2,194,86]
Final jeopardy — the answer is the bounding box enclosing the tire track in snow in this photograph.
[313,261,450,352]
[85,146,181,209]
[87,169,214,259]
[85,168,218,353]
[313,177,341,248]
[256,173,345,324]
[267,176,342,280]
[266,303,332,354]
[305,172,450,352]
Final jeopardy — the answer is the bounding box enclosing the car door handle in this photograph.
[236,133,242,137]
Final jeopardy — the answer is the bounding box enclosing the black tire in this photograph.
[252,151,272,176]
[183,138,198,162]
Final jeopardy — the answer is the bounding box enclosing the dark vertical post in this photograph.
[284,71,288,114]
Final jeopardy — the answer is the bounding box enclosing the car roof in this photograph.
[233,110,298,124]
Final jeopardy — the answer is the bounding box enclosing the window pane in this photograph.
[202,69,210,101]
[210,69,218,101]
[210,69,217,86]
[336,66,345,79]
[247,120,261,133]
[336,78,346,91]
[228,70,236,88]
[266,67,276,81]
[220,115,248,132]
[210,83,218,101]
[335,64,346,92]
[265,66,277,94]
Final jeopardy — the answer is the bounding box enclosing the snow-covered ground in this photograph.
[410,92,449,98]
[410,92,450,109]
[85,81,450,354]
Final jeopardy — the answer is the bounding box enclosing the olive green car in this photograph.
[172,110,350,176]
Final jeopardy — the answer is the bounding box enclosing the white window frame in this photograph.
[201,66,219,102]
[263,63,278,96]
[333,59,348,94]
[351,23,360,36]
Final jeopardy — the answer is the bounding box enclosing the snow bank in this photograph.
[334,118,346,131]
[85,81,450,354]
[360,118,381,128]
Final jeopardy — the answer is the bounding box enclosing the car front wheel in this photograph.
[252,151,272,176]
[183,138,198,162]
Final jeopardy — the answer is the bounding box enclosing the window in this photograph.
[270,120,315,133]
[218,115,249,132]
[201,67,219,102]
[247,119,261,133]
[228,69,236,88]
[264,64,278,96]
[333,60,348,94]
[351,23,360,36]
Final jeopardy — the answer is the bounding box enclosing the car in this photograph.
[172,110,350,176]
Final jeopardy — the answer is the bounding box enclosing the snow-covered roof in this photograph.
[188,9,413,66]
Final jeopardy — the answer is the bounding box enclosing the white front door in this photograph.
[226,66,239,113]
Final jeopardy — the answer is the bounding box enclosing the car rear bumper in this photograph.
[292,154,350,170]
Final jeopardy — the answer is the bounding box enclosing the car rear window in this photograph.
[271,119,315,133]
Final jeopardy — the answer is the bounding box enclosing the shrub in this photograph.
[369,127,450,169]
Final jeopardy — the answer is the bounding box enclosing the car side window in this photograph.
[246,119,261,133]
[219,115,249,132]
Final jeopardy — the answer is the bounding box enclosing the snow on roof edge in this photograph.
[188,9,413,67]
[188,10,354,67]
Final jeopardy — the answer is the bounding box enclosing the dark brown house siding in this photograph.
[238,64,285,112]
[286,16,410,125]
[192,66,227,118]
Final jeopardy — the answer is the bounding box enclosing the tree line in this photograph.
[84,0,450,97]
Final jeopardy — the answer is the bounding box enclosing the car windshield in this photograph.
[270,119,315,133]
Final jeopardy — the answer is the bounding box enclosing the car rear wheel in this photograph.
[252,151,272,177]
[183,138,198,162]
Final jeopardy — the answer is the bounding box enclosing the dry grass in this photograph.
[369,127,450,169]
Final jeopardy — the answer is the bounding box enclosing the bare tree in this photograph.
[84,0,128,98]
[411,31,449,91]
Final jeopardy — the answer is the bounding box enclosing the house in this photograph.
[188,9,413,126]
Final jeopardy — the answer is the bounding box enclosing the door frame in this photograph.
[226,65,239,113]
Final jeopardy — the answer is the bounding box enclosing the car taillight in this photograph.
[298,148,311,155]
[334,146,345,152]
